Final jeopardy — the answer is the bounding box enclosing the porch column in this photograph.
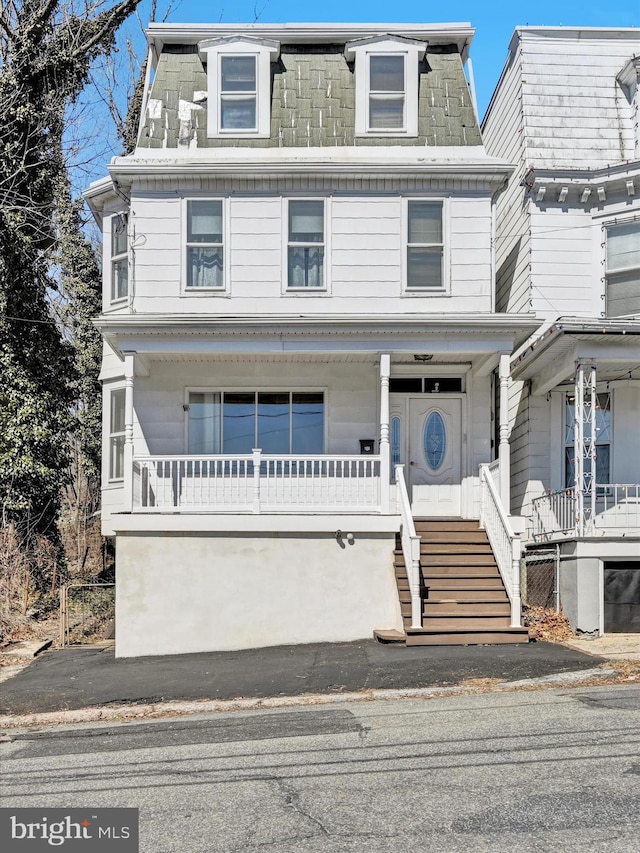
[574,359,597,536]
[379,353,391,513]
[122,353,135,513]
[498,352,511,514]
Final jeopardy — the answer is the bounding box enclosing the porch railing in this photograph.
[532,484,640,541]
[133,451,382,513]
[479,463,522,627]
[395,465,422,629]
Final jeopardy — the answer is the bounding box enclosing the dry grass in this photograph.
[523,605,574,642]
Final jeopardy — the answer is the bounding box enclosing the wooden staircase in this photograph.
[375,517,530,646]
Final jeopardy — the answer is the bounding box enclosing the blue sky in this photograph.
[162,0,637,116]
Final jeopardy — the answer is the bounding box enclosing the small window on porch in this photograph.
[186,200,224,289]
[287,201,325,289]
[564,392,611,488]
[187,391,324,454]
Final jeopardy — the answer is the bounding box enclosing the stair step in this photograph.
[420,544,494,555]
[425,576,505,588]
[413,518,480,531]
[423,602,511,616]
[420,615,512,629]
[418,531,490,544]
[420,555,499,567]
[424,568,501,579]
[405,628,530,646]
[373,629,406,644]
[426,588,509,602]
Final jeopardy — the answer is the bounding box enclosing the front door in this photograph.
[408,397,462,516]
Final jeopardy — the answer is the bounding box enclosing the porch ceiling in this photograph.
[512,318,640,393]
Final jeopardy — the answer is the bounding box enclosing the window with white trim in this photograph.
[369,54,405,131]
[287,200,325,289]
[564,392,611,489]
[345,36,424,137]
[605,220,640,317]
[186,200,224,289]
[110,213,128,302]
[187,391,325,455]
[200,37,279,138]
[109,388,126,481]
[406,201,444,290]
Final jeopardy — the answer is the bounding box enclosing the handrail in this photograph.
[532,484,640,540]
[479,463,521,628]
[395,464,422,630]
[132,451,382,513]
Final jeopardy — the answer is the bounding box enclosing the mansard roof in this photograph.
[138,38,482,151]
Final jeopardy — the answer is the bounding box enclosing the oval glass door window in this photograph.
[424,411,446,470]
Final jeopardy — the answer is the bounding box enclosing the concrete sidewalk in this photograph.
[0,639,610,717]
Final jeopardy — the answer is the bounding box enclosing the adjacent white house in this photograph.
[482,27,640,636]
[86,21,541,657]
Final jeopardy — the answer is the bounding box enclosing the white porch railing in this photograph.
[133,452,382,513]
[532,484,640,541]
[479,463,522,628]
[395,465,422,630]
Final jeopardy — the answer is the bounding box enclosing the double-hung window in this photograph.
[186,200,224,289]
[287,200,325,289]
[220,56,257,131]
[346,37,424,137]
[406,201,444,290]
[111,213,128,302]
[564,392,611,489]
[605,220,640,317]
[109,388,126,481]
[188,391,325,455]
[369,55,405,131]
[200,38,279,138]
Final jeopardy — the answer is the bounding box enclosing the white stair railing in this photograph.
[479,463,522,627]
[395,465,422,630]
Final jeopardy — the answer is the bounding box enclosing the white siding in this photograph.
[482,45,532,314]
[519,33,640,169]
[119,190,495,315]
[509,380,551,520]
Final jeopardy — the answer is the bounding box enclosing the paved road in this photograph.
[1,685,639,852]
[0,639,603,715]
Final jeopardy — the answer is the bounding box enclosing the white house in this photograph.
[482,27,640,636]
[86,22,539,657]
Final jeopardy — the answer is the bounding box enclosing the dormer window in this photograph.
[199,36,280,138]
[220,56,257,130]
[369,55,405,130]
[345,35,426,138]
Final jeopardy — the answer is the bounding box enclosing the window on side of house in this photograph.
[564,392,611,489]
[287,200,325,289]
[220,55,257,131]
[605,220,640,317]
[109,388,126,481]
[111,213,128,302]
[187,391,325,455]
[406,201,444,290]
[186,200,224,289]
[368,54,405,131]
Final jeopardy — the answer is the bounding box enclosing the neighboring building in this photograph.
[85,22,539,657]
[483,27,640,635]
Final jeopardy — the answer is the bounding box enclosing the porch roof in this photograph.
[512,317,640,394]
[95,314,540,362]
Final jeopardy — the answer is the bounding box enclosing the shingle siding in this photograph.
[138,43,482,150]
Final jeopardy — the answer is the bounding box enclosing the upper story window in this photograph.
[406,200,445,290]
[369,55,405,131]
[345,36,425,137]
[287,200,325,289]
[186,200,224,289]
[199,36,280,138]
[220,56,257,130]
[110,213,128,303]
[605,220,640,317]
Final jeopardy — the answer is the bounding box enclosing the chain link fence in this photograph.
[59,583,115,647]
[522,547,560,610]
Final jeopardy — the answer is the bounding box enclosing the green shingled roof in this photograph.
[139,43,482,149]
